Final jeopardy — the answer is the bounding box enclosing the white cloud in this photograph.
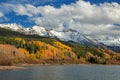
[13,4,33,16]
[0,12,9,22]
[29,0,120,28]
[0,12,4,17]
[1,0,120,38]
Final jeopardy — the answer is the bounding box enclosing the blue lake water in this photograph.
[0,64,120,80]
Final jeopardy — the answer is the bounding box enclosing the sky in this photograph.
[0,0,120,38]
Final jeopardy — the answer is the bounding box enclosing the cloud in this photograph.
[0,12,9,22]
[28,0,120,28]
[1,3,33,17]
[0,12,4,17]
[30,0,120,38]
[0,0,120,39]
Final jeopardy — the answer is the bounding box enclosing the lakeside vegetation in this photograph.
[0,28,120,65]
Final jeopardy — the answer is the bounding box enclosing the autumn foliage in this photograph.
[1,36,120,65]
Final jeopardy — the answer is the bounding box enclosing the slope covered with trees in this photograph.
[0,28,120,65]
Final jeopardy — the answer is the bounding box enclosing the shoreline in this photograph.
[1,63,120,71]
[0,66,25,71]
[12,62,120,67]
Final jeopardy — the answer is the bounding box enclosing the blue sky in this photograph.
[0,0,119,27]
[0,0,78,27]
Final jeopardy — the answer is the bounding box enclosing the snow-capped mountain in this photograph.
[49,29,97,45]
[0,23,25,32]
[1,23,120,52]
[0,23,97,45]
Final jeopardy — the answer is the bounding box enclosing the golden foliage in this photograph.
[79,57,86,62]
[15,37,25,44]
[54,40,72,51]
[19,48,30,57]
[31,40,76,59]
[29,54,37,60]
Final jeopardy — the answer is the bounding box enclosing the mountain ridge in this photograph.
[0,23,120,52]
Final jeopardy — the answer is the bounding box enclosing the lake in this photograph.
[0,64,120,80]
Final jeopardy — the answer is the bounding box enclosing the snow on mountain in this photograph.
[0,23,102,44]
[0,23,25,32]
[50,29,87,42]
[0,23,120,48]
[94,37,120,46]
[26,26,48,36]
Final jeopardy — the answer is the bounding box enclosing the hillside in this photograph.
[0,44,26,65]
[0,28,120,65]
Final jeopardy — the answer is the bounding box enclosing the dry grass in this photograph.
[0,44,27,66]
[0,54,12,66]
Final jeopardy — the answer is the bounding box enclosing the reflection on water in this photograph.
[0,65,120,80]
